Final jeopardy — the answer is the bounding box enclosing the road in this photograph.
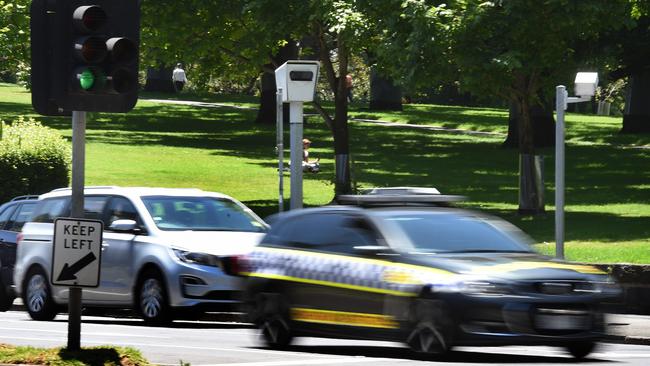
[1,310,649,366]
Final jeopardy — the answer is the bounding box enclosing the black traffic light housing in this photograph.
[31,0,140,115]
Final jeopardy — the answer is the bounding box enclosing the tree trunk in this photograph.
[504,99,555,148]
[255,41,298,124]
[333,41,352,196]
[369,68,403,111]
[622,69,650,133]
[513,91,545,215]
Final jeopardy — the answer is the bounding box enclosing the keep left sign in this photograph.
[51,218,103,287]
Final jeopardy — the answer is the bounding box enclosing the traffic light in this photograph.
[31,0,140,115]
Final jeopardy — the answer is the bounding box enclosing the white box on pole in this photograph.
[275,61,320,102]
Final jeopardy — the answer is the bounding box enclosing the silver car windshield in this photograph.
[382,211,533,254]
[142,196,266,232]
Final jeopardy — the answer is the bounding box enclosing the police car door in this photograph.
[285,212,397,333]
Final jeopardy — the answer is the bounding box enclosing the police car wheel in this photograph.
[136,268,171,325]
[23,268,58,321]
[566,341,597,359]
[407,299,453,355]
[256,293,293,348]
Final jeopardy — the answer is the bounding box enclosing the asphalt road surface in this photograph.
[1,310,649,366]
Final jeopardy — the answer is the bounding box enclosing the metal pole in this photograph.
[289,102,304,210]
[68,111,86,351]
[555,86,566,259]
[276,89,284,212]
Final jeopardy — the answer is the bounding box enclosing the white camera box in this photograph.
[275,61,320,102]
[574,72,599,97]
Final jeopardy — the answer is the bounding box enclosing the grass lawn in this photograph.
[0,344,150,366]
[1,83,649,264]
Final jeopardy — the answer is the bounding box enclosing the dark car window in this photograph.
[0,205,17,230]
[382,211,532,253]
[32,197,70,223]
[6,202,37,232]
[104,196,140,228]
[279,213,380,254]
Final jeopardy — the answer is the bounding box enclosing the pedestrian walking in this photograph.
[345,74,353,103]
[172,63,187,93]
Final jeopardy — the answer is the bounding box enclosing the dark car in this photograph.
[225,192,620,359]
[0,195,38,311]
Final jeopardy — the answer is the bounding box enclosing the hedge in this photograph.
[0,117,70,203]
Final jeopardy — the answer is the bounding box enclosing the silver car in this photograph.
[14,186,268,324]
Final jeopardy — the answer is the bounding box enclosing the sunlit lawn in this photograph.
[1,82,648,263]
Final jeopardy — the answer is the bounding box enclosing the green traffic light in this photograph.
[79,69,95,90]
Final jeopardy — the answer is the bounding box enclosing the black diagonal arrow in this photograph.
[57,252,97,282]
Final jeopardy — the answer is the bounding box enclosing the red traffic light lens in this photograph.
[73,5,107,33]
[75,36,108,63]
[106,38,137,64]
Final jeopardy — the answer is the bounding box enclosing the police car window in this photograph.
[383,212,532,253]
[6,202,37,232]
[282,213,377,254]
[0,205,16,229]
[283,214,345,249]
[32,197,70,223]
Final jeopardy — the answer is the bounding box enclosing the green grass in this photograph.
[1,83,649,264]
[0,344,151,366]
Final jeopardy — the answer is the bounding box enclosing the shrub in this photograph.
[0,117,70,202]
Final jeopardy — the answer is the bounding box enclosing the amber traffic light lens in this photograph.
[75,36,107,63]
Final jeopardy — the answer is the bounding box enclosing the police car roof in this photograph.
[337,186,465,207]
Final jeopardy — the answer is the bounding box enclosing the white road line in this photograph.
[195,357,408,366]
[0,326,169,339]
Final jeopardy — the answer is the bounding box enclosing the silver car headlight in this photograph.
[574,280,621,296]
[172,248,220,267]
[432,277,513,297]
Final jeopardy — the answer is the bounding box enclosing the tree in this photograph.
[0,0,30,84]
[609,2,650,133]
[141,0,382,196]
[376,0,629,214]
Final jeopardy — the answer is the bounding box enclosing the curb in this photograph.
[604,334,650,346]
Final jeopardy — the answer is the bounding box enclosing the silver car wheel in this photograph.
[27,274,48,313]
[140,278,163,319]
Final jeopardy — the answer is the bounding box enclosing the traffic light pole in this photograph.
[68,110,86,351]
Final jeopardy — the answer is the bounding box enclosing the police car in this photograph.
[224,189,620,359]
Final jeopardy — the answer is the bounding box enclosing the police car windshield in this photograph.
[382,212,533,254]
[141,196,266,232]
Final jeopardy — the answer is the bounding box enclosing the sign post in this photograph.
[52,111,103,351]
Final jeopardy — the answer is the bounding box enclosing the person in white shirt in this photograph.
[172,63,187,92]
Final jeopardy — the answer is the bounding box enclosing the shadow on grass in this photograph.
[2,86,647,247]
[58,347,124,366]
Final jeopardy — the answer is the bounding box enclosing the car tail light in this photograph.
[16,233,23,245]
